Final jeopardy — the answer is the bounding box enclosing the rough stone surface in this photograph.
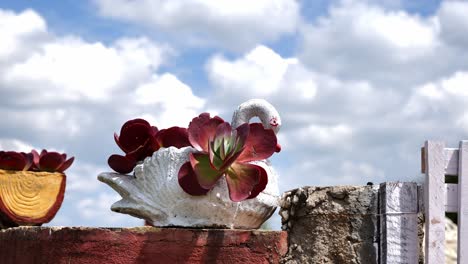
[0,226,287,264]
[279,186,379,264]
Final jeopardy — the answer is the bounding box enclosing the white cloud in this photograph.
[438,1,468,47]
[0,9,204,141]
[340,160,385,183]
[74,192,141,226]
[0,138,35,152]
[0,8,206,228]
[204,1,468,197]
[132,73,206,128]
[4,1,468,231]
[66,162,108,192]
[207,45,318,104]
[442,71,468,97]
[0,9,48,61]
[3,36,169,102]
[93,0,300,50]
[295,124,353,148]
[135,73,204,108]
[299,1,445,86]
[277,158,385,191]
[208,46,292,96]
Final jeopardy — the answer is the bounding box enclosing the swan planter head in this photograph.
[98,99,281,229]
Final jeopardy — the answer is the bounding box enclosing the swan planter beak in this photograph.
[98,99,281,229]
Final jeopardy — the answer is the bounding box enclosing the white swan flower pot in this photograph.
[98,99,281,229]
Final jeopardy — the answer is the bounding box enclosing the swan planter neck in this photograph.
[98,99,281,229]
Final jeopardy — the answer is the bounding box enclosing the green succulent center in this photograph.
[209,130,243,170]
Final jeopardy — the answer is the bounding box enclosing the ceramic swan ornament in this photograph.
[98,99,281,228]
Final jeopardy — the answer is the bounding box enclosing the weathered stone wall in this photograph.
[279,186,379,264]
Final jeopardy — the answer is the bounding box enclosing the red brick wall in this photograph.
[0,227,287,264]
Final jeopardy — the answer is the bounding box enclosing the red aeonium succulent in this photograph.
[177,113,279,202]
[0,151,33,171]
[30,149,74,173]
[0,150,74,173]
[108,118,192,174]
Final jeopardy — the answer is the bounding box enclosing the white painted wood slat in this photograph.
[379,182,419,264]
[424,141,446,264]
[422,148,459,176]
[445,183,458,213]
[458,141,468,264]
[445,148,459,176]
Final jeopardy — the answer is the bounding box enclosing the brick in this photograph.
[0,227,287,264]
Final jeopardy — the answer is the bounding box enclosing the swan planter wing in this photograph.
[98,99,281,229]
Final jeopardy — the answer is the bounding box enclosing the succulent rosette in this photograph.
[178,113,279,202]
[0,151,33,171]
[0,150,74,173]
[30,149,74,173]
[108,118,191,174]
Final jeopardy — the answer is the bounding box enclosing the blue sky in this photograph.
[2,0,468,229]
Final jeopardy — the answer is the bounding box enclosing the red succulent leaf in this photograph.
[117,122,155,153]
[125,136,159,162]
[39,149,48,158]
[151,126,159,135]
[189,152,224,189]
[234,123,250,150]
[177,162,210,195]
[31,149,40,163]
[247,164,268,199]
[57,156,74,172]
[39,152,64,172]
[156,127,192,149]
[108,154,137,174]
[237,123,277,163]
[29,149,41,171]
[121,118,151,133]
[0,151,28,171]
[21,152,34,171]
[188,113,224,152]
[275,143,282,153]
[225,162,261,202]
[214,122,232,140]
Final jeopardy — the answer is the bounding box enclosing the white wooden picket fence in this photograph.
[422,140,467,264]
[379,140,467,264]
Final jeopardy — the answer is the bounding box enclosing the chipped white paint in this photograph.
[379,182,419,264]
[424,141,446,264]
[423,140,468,263]
[98,99,281,228]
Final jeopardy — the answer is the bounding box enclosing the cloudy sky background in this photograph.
[1,0,467,229]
